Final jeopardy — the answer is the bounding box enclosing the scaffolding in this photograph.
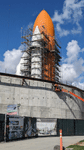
[20,25,61,82]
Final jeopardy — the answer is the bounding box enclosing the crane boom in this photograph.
[54,84,84,102]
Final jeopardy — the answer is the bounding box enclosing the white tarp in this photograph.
[37,118,57,136]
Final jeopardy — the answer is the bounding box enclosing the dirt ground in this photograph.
[74,142,84,146]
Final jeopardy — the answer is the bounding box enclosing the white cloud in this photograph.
[56,23,70,37]
[60,63,77,83]
[60,40,84,90]
[82,48,84,52]
[72,81,84,89]
[52,11,64,24]
[66,40,80,62]
[71,23,82,34]
[0,45,23,74]
[52,0,84,37]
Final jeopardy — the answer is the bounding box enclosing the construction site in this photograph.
[0,10,84,143]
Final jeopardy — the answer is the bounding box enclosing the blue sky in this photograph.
[0,0,84,89]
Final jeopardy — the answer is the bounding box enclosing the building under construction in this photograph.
[0,10,84,120]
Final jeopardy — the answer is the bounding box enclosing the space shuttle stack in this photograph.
[20,10,61,82]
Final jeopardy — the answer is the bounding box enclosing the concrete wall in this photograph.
[0,74,84,119]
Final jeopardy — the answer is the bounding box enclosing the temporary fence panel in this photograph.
[0,114,5,142]
[62,119,74,136]
[24,117,36,137]
[36,118,57,136]
[57,119,62,136]
[24,117,32,137]
[57,119,74,136]
[31,118,36,136]
[75,120,84,135]
[6,115,24,141]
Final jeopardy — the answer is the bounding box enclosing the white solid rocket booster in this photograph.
[31,26,42,79]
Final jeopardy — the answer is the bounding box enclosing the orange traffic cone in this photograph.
[59,129,63,150]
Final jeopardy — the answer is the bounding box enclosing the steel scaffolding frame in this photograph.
[20,25,61,82]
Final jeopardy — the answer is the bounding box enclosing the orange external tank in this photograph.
[33,10,55,50]
[33,10,55,81]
